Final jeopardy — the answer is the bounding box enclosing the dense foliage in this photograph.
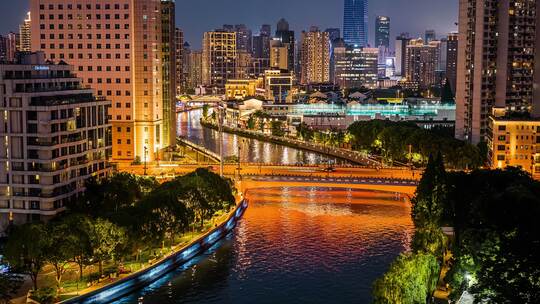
[373,253,439,304]
[347,120,483,168]
[372,154,446,303]
[444,168,540,302]
[3,169,235,293]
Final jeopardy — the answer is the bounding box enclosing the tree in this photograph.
[247,115,256,130]
[45,220,78,289]
[372,253,440,304]
[0,273,23,304]
[4,223,50,290]
[87,218,127,275]
[61,215,93,281]
[202,104,209,119]
[270,121,285,137]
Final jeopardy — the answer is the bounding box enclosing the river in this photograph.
[111,110,413,303]
[176,109,347,165]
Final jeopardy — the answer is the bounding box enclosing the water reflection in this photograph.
[115,188,413,304]
[177,110,347,165]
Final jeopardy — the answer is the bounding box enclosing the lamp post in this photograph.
[218,102,224,177]
[143,146,148,176]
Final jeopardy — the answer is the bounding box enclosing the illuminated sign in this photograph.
[33,66,50,71]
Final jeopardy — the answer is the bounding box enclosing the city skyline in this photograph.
[0,0,458,49]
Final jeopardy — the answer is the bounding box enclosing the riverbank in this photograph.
[201,119,382,167]
[59,199,248,304]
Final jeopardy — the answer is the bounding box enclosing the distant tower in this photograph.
[275,18,295,72]
[343,0,368,47]
[375,16,390,49]
[19,12,32,52]
[425,29,436,43]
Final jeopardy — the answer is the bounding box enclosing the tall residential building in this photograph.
[161,1,177,149]
[235,24,253,54]
[202,30,237,88]
[375,16,390,49]
[405,38,440,87]
[260,24,272,37]
[187,50,203,90]
[31,0,177,162]
[300,28,331,84]
[343,0,368,47]
[395,33,411,76]
[6,33,19,63]
[252,25,272,74]
[19,12,32,52]
[0,53,112,231]
[425,30,436,43]
[334,46,378,89]
[175,28,184,96]
[270,39,290,71]
[445,32,458,94]
[0,36,8,62]
[275,19,295,72]
[325,28,341,43]
[456,0,540,144]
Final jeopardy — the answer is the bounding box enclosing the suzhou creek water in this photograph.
[112,110,414,304]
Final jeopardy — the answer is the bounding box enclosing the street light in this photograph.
[143,146,148,176]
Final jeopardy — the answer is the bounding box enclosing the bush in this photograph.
[30,287,57,304]
[372,253,440,304]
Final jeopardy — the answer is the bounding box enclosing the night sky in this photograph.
[0,0,457,49]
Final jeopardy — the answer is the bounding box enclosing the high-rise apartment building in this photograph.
[202,30,237,88]
[19,12,32,52]
[405,38,440,87]
[31,0,177,162]
[456,0,540,144]
[334,46,378,89]
[0,53,112,231]
[270,39,290,71]
[187,50,203,90]
[300,28,331,84]
[343,0,368,47]
[445,32,458,94]
[235,24,252,54]
[395,33,411,76]
[175,28,184,96]
[275,19,295,72]
[375,16,390,49]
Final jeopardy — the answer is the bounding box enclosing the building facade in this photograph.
[31,0,177,162]
[334,46,378,89]
[270,39,290,71]
[19,12,32,52]
[187,50,202,90]
[405,38,440,87]
[202,30,237,88]
[456,0,540,144]
[300,28,331,84]
[175,28,184,96]
[343,0,368,47]
[487,108,540,178]
[0,53,111,231]
[375,16,390,49]
[275,19,295,73]
[264,69,294,104]
[395,33,411,76]
[445,32,458,94]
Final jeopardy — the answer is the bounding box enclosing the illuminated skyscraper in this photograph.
[375,16,390,49]
[31,0,178,162]
[343,0,368,47]
[300,28,331,84]
[19,12,32,52]
[334,46,378,89]
[405,39,440,87]
[202,30,237,87]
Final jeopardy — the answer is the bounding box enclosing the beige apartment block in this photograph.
[30,0,176,162]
